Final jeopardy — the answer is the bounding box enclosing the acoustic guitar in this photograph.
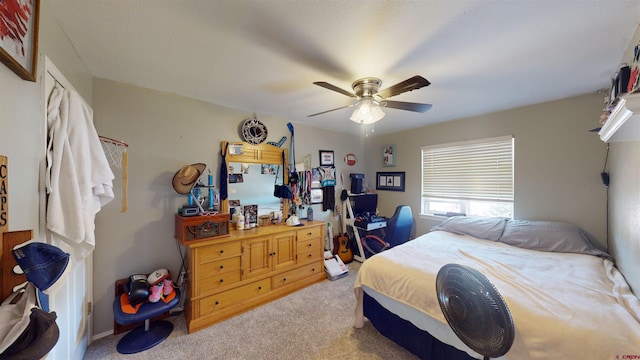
[333,191,353,263]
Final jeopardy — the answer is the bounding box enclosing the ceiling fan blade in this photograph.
[313,82,357,98]
[307,104,353,117]
[382,100,432,113]
[376,75,431,99]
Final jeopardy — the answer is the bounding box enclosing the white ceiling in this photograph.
[50,1,640,136]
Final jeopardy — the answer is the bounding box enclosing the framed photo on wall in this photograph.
[0,0,40,81]
[376,171,405,192]
[382,145,396,167]
[310,188,323,204]
[319,150,334,166]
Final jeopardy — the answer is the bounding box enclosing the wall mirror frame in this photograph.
[220,141,289,217]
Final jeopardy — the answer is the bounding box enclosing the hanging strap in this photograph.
[274,150,285,185]
[287,122,296,174]
[220,143,228,200]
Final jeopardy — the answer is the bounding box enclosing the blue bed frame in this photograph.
[363,291,475,360]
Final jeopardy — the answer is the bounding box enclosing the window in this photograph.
[421,136,513,218]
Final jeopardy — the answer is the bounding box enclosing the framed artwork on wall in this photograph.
[0,0,40,81]
[319,150,334,166]
[310,188,323,204]
[382,145,396,167]
[376,171,405,192]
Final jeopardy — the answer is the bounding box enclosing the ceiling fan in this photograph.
[308,75,432,124]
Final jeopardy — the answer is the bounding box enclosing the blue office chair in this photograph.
[362,205,413,256]
[385,205,413,248]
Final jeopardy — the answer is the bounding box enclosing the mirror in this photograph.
[220,141,289,219]
[227,162,282,213]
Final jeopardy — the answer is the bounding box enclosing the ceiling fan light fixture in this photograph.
[350,98,385,125]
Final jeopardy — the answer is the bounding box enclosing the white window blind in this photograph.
[421,136,513,202]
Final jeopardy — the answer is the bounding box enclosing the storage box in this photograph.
[175,213,230,245]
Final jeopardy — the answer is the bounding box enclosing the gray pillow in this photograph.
[499,219,611,259]
[430,216,508,241]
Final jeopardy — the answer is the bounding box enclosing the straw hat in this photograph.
[172,163,206,194]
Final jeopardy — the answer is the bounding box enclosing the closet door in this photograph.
[43,57,92,360]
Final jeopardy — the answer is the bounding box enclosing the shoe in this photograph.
[163,277,174,296]
[148,282,163,303]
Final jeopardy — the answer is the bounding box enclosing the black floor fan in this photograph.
[436,264,515,360]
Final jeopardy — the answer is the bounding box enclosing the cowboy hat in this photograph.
[172,163,206,194]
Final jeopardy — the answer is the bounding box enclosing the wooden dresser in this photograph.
[181,220,325,333]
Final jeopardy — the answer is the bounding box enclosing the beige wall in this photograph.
[366,94,608,248]
[605,20,640,297]
[608,141,640,293]
[90,78,367,334]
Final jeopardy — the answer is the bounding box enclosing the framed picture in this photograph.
[382,145,396,167]
[0,0,40,81]
[261,164,277,175]
[311,167,322,187]
[319,150,334,166]
[376,171,405,192]
[310,188,323,204]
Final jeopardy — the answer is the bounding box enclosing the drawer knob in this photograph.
[283,278,287,282]
[307,243,312,247]
[219,249,224,254]
[258,286,262,290]
[220,278,224,283]
[215,301,219,305]
[307,254,312,258]
[220,265,224,269]
[312,268,316,272]
[307,232,312,236]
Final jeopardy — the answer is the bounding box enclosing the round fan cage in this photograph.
[436,264,515,360]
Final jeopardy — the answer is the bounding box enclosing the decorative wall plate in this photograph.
[241,117,268,145]
[344,153,357,166]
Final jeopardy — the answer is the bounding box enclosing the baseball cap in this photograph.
[12,242,70,294]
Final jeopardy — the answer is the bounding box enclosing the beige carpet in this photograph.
[83,262,419,360]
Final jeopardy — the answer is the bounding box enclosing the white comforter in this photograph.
[354,231,640,359]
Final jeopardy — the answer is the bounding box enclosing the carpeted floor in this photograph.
[83,262,419,360]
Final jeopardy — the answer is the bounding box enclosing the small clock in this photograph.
[241,117,268,145]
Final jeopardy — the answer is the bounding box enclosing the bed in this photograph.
[354,216,640,359]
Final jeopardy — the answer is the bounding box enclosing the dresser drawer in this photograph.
[199,256,241,276]
[194,256,242,294]
[297,248,322,266]
[272,262,322,289]
[296,227,321,242]
[199,278,271,315]
[197,241,242,263]
[297,239,320,254]
[198,271,242,295]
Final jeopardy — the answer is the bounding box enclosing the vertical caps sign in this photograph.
[0,156,7,233]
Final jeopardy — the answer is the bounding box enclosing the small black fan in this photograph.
[436,264,515,360]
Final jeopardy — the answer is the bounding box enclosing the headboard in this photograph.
[1,230,33,301]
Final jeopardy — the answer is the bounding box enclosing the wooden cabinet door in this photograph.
[272,231,296,271]
[242,235,271,279]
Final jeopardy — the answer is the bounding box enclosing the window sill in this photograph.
[419,213,447,221]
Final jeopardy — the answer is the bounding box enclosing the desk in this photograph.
[341,193,386,262]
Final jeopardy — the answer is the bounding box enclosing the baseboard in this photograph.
[92,329,113,341]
